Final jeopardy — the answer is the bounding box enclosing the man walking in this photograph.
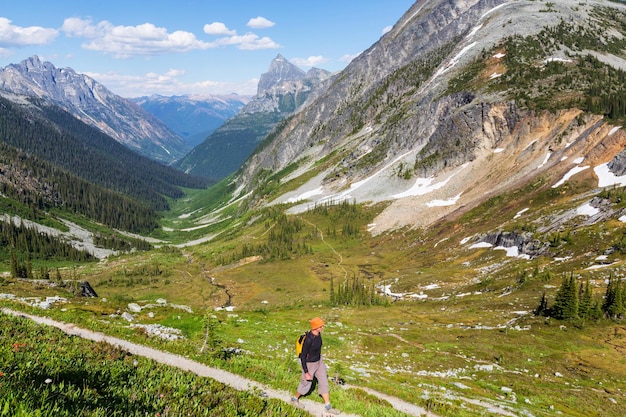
[291,317,340,414]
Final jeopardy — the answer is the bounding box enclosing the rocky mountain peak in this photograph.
[17,55,47,70]
[256,54,307,95]
[0,56,189,163]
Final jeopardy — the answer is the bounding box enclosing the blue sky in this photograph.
[0,1,415,98]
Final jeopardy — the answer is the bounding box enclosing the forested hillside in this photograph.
[0,95,209,213]
[0,141,159,233]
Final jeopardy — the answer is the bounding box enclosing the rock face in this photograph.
[242,54,331,115]
[256,54,307,95]
[478,231,550,259]
[0,56,189,163]
[608,151,626,176]
[232,0,626,234]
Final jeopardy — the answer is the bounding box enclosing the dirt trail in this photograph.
[2,308,432,417]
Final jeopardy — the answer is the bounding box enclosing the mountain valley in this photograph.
[1,1,626,416]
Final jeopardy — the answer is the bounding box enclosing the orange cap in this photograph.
[310,317,325,329]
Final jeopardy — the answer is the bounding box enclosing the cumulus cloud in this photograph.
[216,33,280,50]
[203,22,236,36]
[61,17,214,58]
[247,16,275,29]
[0,17,58,47]
[86,68,258,97]
[291,55,328,68]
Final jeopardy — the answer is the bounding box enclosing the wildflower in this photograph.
[45,378,52,384]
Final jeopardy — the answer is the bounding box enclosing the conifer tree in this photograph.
[591,298,603,320]
[603,276,624,320]
[535,291,549,316]
[10,251,18,278]
[579,279,593,319]
[552,274,578,320]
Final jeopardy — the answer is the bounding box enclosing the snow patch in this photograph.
[426,194,461,207]
[552,165,589,188]
[537,152,551,170]
[514,208,529,219]
[432,42,477,80]
[594,163,626,187]
[576,203,599,217]
[609,126,622,136]
[286,186,324,203]
[494,246,531,260]
[469,242,492,249]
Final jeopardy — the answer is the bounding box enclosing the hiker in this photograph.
[291,317,340,414]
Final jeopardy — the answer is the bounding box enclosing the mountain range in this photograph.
[174,54,331,181]
[2,0,626,416]
[130,94,249,148]
[234,0,626,236]
[0,0,624,264]
[0,56,190,164]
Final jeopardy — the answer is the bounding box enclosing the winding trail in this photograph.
[1,308,432,417]
[298,216,349,281]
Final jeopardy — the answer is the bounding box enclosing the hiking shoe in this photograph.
[290,397,302,408]
[324,404,341,414]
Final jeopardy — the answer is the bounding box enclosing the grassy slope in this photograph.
[1,166,626,416]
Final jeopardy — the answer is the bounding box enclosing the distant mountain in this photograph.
[0,56,190,164]
[0,90,208,232]
[175,54,331,181]
[130,94,249,148]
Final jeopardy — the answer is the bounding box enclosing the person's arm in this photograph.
[300,333,312,379]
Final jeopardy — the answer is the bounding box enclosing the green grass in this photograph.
[2,166,626,416]
[0,313,308,417]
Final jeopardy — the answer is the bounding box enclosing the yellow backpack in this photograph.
[295,331,308,357]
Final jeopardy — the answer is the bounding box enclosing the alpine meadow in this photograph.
[2,1,626,416]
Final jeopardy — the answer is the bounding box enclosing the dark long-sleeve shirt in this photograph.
[299,331,322,373]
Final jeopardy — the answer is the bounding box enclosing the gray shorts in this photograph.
[297,358,329,395]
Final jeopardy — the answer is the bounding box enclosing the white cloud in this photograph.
[291,55,327,68]
[382,25,393,35]
[61,18,214,58]
[86,69,258,97]
[203,22,236,36]
[247,16,275,29]
[0,17,58,47]
[216,33,280,50]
